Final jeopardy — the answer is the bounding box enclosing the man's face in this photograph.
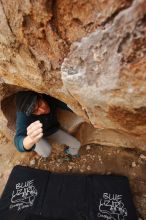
[32,98,50,115]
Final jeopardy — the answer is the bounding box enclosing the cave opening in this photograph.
[1,89,84,140]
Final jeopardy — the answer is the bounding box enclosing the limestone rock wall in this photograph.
[0,0,146,150]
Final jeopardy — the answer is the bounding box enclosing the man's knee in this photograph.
[39,147,51,158]
[34,138,52,158]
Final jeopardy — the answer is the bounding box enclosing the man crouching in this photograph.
[14,91,81,158]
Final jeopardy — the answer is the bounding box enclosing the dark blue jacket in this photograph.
[14,95,71,152]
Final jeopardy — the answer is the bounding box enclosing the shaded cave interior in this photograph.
[1,86,85,142]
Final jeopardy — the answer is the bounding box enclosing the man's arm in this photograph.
[14,112,43,152]
[14,112,31,152]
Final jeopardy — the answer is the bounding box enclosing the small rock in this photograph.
[91,156,95,160]
[63,157,70,162]
[87,165,91,171]
[98,155,103,164]
[35,155,40,160]
[140,154,146,160]
[68,165,73,170]
[132,162,136,167]
[138,158,143,165]
[86,145,91,150]
[98,155,102,161]
[107,172,111,175]
[57,159,61,163]
[30,159,35,166]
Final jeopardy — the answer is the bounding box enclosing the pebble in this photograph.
[140,154,146,160]
[98,155,103,164]
[87,165,91,171]
[35,155,40,160]
[82,158,87,161]
[86,145,91,150]
[98,155,102,160]
[138,158,143,165]
[68,165,73,170]
[30,159,35,166]
[132,161,136,168]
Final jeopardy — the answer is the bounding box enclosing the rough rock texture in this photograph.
[62,0,146,135]
[0,0,146,218]
[0,140,146,219]
[0,0,145,149]
[0,0,146,150]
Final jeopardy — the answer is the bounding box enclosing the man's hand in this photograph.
[27,120,43,143]
[23,121,43,150]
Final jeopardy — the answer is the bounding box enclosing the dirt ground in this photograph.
[0,133,146,219]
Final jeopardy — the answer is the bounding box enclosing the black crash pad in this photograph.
[0,165,137,220]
